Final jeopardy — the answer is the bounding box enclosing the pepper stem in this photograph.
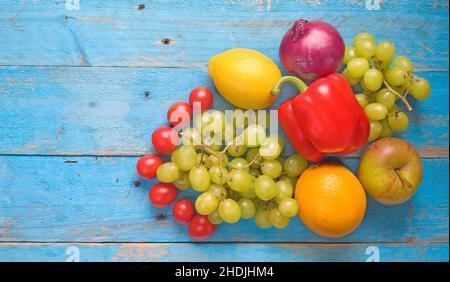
[271,76,308,96]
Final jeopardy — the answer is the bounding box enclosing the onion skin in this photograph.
[279,19,345,82]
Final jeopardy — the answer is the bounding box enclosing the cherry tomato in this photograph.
[149,182,177,208]
[152,126,179,154]
[189,87,213,112]
[167,102,192,127]
[172,199,195,224]
[188,214,216,239]
[136,154,163,179]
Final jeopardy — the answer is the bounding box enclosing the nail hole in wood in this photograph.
[156,214,167,220]
[138,4,145,10]
[144,91,150,97]
[134,180,141,187]
[161,38,172,45]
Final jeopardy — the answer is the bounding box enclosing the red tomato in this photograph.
[188,214,216,239]
[136,154,163,179]
[149,182,177,208]
[172,199,195,224]
[152,126,179,154]
[167,102,192,127]
[189,87,213,112]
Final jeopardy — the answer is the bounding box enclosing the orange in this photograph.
[295,163,366,238]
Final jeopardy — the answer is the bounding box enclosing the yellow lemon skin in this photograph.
[208,48,282,110]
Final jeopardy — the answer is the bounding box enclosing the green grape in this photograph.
[208,184,227,201]
[230,157,250,172]
[275,180,294,200]
[283,154,307,178]
[354,93,369,108]
[380,58,392,70]
[181,127,201,146]
[246,148,261,168]
[360,78,369,91]
[156,162,180,183]
[227,169,253,192]
[244,124,266,148]
[343,46,357,64]
[385,67,407,87]
[174,171,191,190]
[375,89,396,110]
[380,119,394,138]
[209,165,229,185]
[239,183,257,199]
[403,77,412,92]
[189,165,210,192]
[254,175,277,201]
[249,167,261,178]
[196,110,226,133]
[364,103,388,121]
[355,38,376,59]
[278,175,298,188]
[259,135,281,160]
[173,145,197,171]
[363,69,383,91]
[195,191,219,215]
[206,144,222,152]
[208,210,223,225]
[238,198,256,219]
[353,32,376,46]
[196,153,209,167]
[389,104,400,113]
[368,120,383,142]
[342,68,360,85]
[347,58,370,78]
[218,199,241,224]
[375,41,395,62]
[170,147,179,163]
[227,144,247,157]
[393,56,414,73]
[269,208,290,228]
[261,159,283,179]
[254,208,272,229]
[206,152,227,167]
[278,198,299,218]
[387,111,409,132]
[410,77,431,100]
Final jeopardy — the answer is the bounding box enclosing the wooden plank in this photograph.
[0,67,448,157]
[0,1,448,69]
[0,242,447,262]
[0,156,447,243]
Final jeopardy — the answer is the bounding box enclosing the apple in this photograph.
[357,137,423,205]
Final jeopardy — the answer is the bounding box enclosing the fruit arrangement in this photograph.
[341,32,431,141]
[135,19,429,240]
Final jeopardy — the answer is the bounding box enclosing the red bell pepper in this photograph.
[273,74,369,162]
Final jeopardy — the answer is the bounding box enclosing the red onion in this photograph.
[279,19,345,82]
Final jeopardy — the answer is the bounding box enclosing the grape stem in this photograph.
[375,62,413,111]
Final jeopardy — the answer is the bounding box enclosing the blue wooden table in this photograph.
[0,0,448,262]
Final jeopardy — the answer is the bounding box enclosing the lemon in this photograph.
[208,48,282,110]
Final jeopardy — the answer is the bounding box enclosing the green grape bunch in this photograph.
[342,32,431,142]
[155,114,309,230]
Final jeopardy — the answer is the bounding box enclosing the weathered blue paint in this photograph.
[0,156,447,243]
[0,0,448,262]
[0,1,448,70]
[0,68,448,156]
[0,243,448,262]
